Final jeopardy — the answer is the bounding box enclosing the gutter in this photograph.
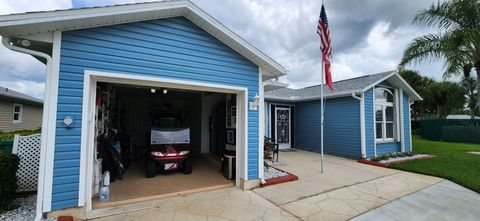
[2,37,51,221]
[351,92,366,158]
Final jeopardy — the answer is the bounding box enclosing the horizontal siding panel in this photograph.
[58,88,83,97]
[53,175,79,185]
[52,191,78,201]
[52,16,260,210]
[54,151,81,160]
[54,159,80,168]
[377,142,401,155]
[55,143,80,152]
[52,183,79,194]
[60,55,257,83]
[53,167,80,176]
[51,199,77,211]
[55,136,82,144]
[62,41,256,72]
[295,97,361,158]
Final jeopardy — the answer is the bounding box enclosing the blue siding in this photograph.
[53,17,260,210]
[376,142,401,155]
[294,97,361,158]
[364,88,375,157]
[403,92,411,151]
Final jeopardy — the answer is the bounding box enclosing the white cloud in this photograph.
[0,80,45,99]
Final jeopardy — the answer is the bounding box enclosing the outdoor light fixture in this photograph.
[150,88,156,93]
[63,116,73,127]
[250,93,260,110]
[163,89,168,94]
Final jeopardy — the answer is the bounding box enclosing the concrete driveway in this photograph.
[255,150,443,220]
[90,150,480,221]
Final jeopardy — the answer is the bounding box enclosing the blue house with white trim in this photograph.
[0,0,422,219]
[265,71,422,159]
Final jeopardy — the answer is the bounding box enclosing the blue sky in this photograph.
[0,0,446,99]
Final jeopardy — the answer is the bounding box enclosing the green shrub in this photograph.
[0,128,41,141]
[0,151,20,212]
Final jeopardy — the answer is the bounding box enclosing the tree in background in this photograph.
[399,70,435,119]
[399,69,466,119]
[459,76,479,118]
[399,0,480,103]
[424,81,465,118]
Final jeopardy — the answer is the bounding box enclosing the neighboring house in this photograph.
[0,86,42,132]
[446,114,480,120]
[265,71,422,159]
[0,0,286,217]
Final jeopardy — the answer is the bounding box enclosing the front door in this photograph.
[275,107,291,149]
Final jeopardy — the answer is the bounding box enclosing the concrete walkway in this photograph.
[90,150,480,221]
[351,180,480,221]
[256,150,442,220]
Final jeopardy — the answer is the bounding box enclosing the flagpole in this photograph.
[320,58,324,174]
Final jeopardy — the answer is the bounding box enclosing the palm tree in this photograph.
[459,76,478,118]
[399,0,480,101]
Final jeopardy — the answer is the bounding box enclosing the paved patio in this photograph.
[90,150,453,221]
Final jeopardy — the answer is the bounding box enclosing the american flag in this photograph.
[317,4,333,90]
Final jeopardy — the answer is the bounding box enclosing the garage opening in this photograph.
[89,81,240,208]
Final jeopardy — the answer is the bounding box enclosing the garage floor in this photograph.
[93,155,233,208]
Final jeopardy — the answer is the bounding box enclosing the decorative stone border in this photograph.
[261,166,298,187]
[358,154,434,167]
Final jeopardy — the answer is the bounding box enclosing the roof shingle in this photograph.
[265,71,393,101]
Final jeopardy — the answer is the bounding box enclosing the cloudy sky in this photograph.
[0,0,446,99]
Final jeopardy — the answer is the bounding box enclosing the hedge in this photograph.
[0,151,20,211]
[0,128,41,141]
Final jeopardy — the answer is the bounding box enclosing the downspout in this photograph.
[351,92,366,158]
[2,37,52,221]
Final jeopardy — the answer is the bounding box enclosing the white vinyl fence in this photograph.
[12,134,41,192]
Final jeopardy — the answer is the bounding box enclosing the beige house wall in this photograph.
[0,100,42,132]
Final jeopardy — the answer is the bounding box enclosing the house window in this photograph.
[375,88,395,141]
[13,103,22,123]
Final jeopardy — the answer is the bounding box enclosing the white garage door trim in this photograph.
[79,70,249,213]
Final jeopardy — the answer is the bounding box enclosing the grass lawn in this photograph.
[390,135,480,193]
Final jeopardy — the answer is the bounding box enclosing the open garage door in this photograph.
[80,71,248,212]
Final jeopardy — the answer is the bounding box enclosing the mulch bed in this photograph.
[358,154,435,167]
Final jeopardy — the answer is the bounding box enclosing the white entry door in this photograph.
[275,107,291,149]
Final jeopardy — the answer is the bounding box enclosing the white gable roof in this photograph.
[0,0,286,79]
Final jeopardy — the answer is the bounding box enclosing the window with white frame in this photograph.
[375,88,396,141]
[13,103,22,123]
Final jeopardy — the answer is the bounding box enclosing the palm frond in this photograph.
[413,0,460,30]
[399,34,444,68]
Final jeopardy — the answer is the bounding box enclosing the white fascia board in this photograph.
[362,71,397,93]
[0,1,187,25]
[393,73,423,101]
